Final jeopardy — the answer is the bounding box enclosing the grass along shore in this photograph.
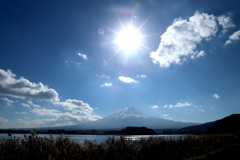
[0,131,240,160]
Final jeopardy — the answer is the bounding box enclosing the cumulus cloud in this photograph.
[0,117,8,124]
[31,108,61,117]
[0,69,59,101]
[164,102,190,108]
[77,53,88,60]
[56,99,102,120]
[212,94,220,99]
[0,97,14,106]
[96,74,110,79]
[27,100,102,127]
[217,15,235,34]
[151,105,159,109]
[118,76,137,83]
[100,83,112,87]
[27,100,41,108]
[21,103,30,108]
[137,75,147,78]
[150,11,234,67]
[57,99,93,115]
[224,30,240,45]
[161,114,172,120]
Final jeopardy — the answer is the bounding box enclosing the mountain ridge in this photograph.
[1,107,200,131]
[105,106,155,120]
[51,106,200,130]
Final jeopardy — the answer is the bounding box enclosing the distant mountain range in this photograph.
[41,107,200,130]
[2,107,239,134]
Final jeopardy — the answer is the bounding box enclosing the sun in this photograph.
[116,26,142,52]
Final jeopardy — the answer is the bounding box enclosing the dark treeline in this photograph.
[120,127,156,135]
[0,129,108,135]
[0,126,157,135]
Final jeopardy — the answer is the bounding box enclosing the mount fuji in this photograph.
[105,107,154,120]
[57,107,200,130]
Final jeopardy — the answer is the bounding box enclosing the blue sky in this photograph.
[1,0,240,128]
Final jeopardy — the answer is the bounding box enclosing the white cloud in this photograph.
[97,74,110,79]
[15,112,28,114]
[151,105,159,109]
[31,108,61,117]
[224,30,240,45]
[0,117,8,124]
[77,53,88,60]
[64,61,81,68]
[17,117,75,127]
[161,114,172,120]
[150,12,233,67]
[21,103,30,108]
[217,14,235,34]
[0,69,59,101]
[27,100,41,108]
[163,105,168,108]
[55,99,102,120]
[118,76,137,83]
[26,100,102,127]
[137,75,147,78]
[0,97,14,106]
[100,83,112,87]
[212,94,220,99]
[103,60,107,66]
[57,99,93,114]
[164,102,190,108]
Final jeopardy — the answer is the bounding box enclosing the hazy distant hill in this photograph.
[50,107,199,130]
[175,114,240,134]
[175,121,216,134]
[206,114,240,134]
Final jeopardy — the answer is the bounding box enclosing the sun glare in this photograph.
[116,27,141,52]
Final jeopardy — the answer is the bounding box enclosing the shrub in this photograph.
[0,131,240,160]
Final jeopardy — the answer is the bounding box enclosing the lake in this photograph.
[0,133,185,144]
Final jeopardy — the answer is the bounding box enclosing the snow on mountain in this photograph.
[37,107,200,130]
[105,107,154,120]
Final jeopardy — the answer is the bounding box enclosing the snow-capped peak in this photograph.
[105,107,153,120]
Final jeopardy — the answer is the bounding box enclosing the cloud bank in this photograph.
[0,117,8,124]
[151,11,235,67]
[0,69,59,101]
[17,99,103,127]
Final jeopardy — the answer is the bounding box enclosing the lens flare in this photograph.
[98,28,105,35]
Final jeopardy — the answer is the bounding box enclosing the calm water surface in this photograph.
[0,133,185,144]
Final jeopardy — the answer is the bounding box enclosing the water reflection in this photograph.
[0,133,186,144]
